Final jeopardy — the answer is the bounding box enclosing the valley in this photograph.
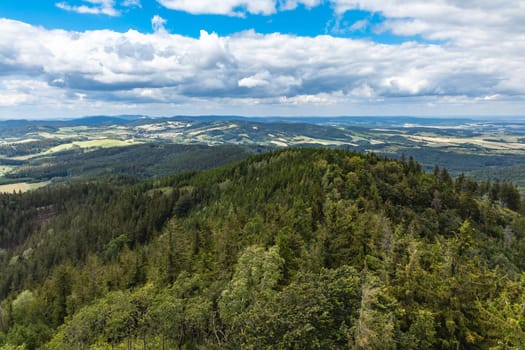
[1,116,525,191]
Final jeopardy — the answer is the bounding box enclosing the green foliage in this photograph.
[0,139,66,158]
[399,309,437,349]
[6,291,50,349]
[5,143,261,183]
[218,245,284,336]
[0,148,524,349]
[352,274,396,350]
[241,265,361,349]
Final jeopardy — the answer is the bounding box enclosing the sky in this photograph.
[0,0,524,119]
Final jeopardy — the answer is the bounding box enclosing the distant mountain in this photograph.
[2,114,519,131]
[2,115,525,190]
[70,116,139,125]
[0,119,67,130]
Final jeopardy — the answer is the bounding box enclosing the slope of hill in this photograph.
[0,148,524,349]
[2,143,264,185]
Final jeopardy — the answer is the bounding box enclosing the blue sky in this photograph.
[0,0,524,118]
[0,1,406,42]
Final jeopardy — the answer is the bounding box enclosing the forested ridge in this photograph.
[1,148,525,349]
[0,143,262,185]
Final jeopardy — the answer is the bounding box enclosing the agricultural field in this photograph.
[0,166,13,177]
[39,139,140,155]
[1,115,525,190]
[0,181,49,193]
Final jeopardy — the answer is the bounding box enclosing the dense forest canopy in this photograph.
[0,148,524,349]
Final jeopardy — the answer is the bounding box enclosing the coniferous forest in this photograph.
[1,148,525,349]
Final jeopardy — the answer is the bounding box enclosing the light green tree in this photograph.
[219,245,284,342]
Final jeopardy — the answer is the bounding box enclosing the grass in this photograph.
[0,166,13,177]
[403,134,525,152]
[5,139,140,161]
[42,139,140,155]
[0,181,50,193]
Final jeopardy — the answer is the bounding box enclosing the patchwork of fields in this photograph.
[1,116,525,191]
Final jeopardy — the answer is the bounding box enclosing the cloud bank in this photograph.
[156,0,321,16]
[1,0,524,118]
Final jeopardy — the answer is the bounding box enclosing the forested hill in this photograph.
[1,148,525,349]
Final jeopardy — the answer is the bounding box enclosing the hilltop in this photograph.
[0,148,524,349]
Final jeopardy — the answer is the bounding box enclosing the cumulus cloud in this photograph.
[151,15,167,33]
[152,0,525,50]
[156,0,321,16]
[238,71,271,88]
[0,16,524,117]
[56,0,120,16]
[154,0,524,50]
[329,0,525,47]
[279,93,341,105]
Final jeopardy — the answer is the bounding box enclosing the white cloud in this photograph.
[0,79,69,111]
[329,0,525,47]
[156,0,321,16]
[381,70,430,95]
[279,93,341,105]
[121,0,141,7]
[151,15,167,33]
[279,0,322,11]
[56,0,120,16]
[156,0,274,16]
[350,84,374,98]
[349,19,369,32]
[0,17,524,118]
[152,0,525,50]
[0,92,32,107]
[239,72,271,88]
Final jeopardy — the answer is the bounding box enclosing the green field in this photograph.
[1,116,525,190]
[0,181,50,193]
[41,139,140,155]
[0,165,13,176]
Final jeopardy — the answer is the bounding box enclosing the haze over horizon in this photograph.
[1,0,524,119]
